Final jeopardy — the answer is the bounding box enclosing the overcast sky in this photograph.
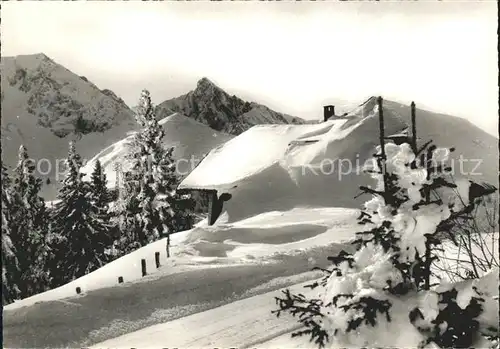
[2,1,498,135]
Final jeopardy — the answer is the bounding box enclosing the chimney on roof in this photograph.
[324,105,335,122]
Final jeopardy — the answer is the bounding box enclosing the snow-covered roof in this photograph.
[178,96,412,222]
[179,97,384,191]
[178,121,330,191]
[178,99,380,193]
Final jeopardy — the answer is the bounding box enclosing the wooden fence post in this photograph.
[155,252,160,268]
[141,259,147,277]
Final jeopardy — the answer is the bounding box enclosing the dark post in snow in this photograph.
[166,239,170,258]
[377,96,387,191]
[155,252,161,268]
[141,259,147,277]
[411,101,417,153]
[118,276,124,284]
[76,287,81,294]
[207,190,218,226]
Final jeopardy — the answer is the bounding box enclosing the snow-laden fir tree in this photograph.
[11,145,51,297]
[119,89,194,255]
[89,160,110,205]
[106,162,137,257]
[1,160,21,305]
[89,159,115,260]
[274,102,498,348]
[109,168,142,256]
[51,142,113,285]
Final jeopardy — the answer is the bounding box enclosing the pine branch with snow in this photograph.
[274,136,498,348]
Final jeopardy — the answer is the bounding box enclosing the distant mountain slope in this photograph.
[1,53,137,199]
[156,77,305,135]
[383,100,499,187]
[179,97,499,222]
[81,113,233,190]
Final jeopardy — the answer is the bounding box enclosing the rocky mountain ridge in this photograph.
[1,53,138,198]
[2,53,136,138]
[156,77,306,135]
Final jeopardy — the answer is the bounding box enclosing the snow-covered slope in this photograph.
[179,97,498,223]
[434,231,499,281]
[91,267,499,349]
[90,279,318,349]
[1,53,137,199]
[81,113,233,188]
[3,207,358,311]
[3,230,192,311]
[383,99,499,187]
[156,77,306,135]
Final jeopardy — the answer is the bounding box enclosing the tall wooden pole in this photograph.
[377,96,387,192]
[411,101,417,153]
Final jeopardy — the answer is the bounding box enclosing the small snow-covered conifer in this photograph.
[1,160,21,304]
[274,100,498,348]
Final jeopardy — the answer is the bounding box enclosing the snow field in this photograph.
[185,207,359,257]
[91,268,498,349]
[90,279,319,348]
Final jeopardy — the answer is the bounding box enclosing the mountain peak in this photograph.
[32,52,51,59]
[157,77,306,135]
[195,77,220,93]
[197,77,216,87]
[15,52,52,61]
[2,52,53,64]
